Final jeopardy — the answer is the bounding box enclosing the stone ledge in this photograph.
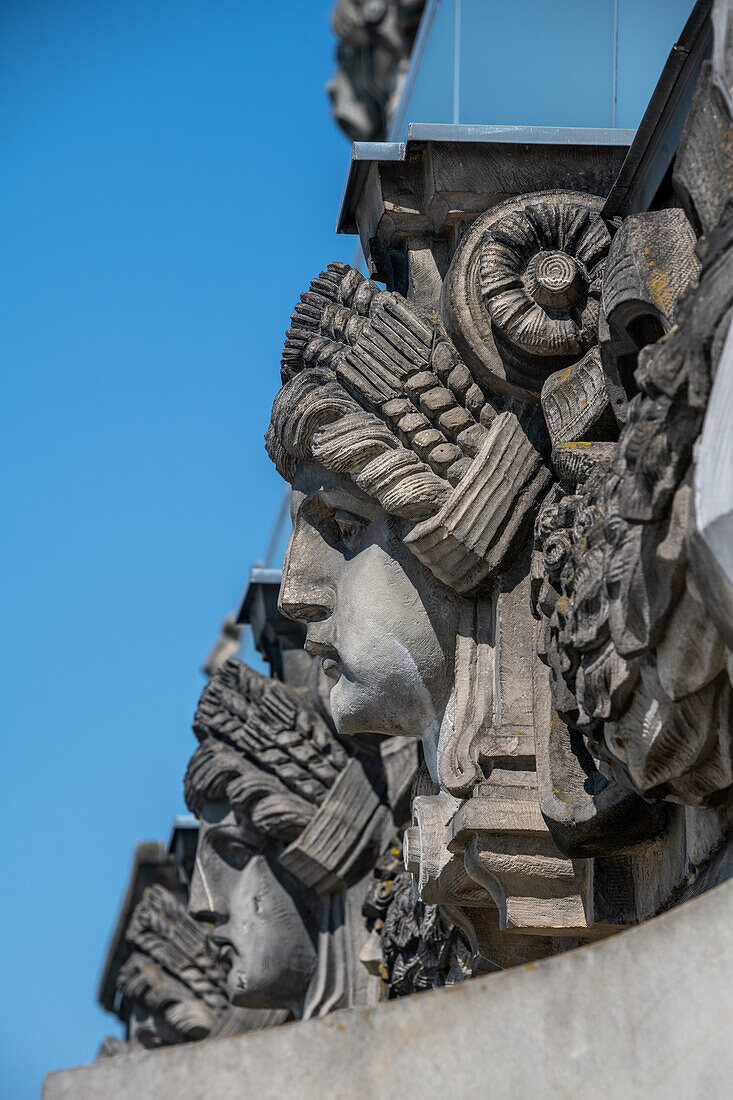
[44,878,733,1100]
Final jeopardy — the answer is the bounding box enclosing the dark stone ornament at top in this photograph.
[441,192,611,401]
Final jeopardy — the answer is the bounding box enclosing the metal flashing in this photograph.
[337,123,636,234]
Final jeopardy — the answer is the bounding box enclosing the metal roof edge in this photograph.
[337,124,636,234]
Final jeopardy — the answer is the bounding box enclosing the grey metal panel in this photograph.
[405,122,636,146]
[237,566,283,626]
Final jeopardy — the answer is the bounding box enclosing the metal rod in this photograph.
[612,0,619,127]
[453,0,461,125]
[264,487,290,568]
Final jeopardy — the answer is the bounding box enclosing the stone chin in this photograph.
[226,966,248,1006]
[327,640,443,743]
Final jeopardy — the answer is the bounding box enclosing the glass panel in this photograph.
[616,0,696,128]
[459,0,614,128]
[394,0,697,136]
[394,0,456,132]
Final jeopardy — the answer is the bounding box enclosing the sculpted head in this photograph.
[265,258,556,785]
[184,659,388,1017]
[185,740,319,1015]
[281,457,457,748]
[116,885,230,1048]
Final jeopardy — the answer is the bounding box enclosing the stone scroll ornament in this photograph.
[184,659,394,1019]
[265,189,669,957]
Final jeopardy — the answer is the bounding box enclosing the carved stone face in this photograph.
[279,461,457,765]
[189,801,317,1015]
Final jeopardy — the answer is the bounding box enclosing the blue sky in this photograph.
[1,2,693,1096]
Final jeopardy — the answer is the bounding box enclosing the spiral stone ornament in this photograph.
[441,191,611,399]
[479,201,610,358]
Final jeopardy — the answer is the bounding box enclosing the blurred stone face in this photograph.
[188,800,316,1016]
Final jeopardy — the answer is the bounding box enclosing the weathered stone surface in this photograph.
[692,315,733,649]
[534,204,733,809]
[44,879,733,1100]
[264,210,654,950]
[361,833,472,995]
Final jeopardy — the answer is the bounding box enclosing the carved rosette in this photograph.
[479,201,609,358]
[441,191,611,400]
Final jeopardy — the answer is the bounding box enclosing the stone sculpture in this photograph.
[265,112,733,955]
[43,3,733,1095]
[361,832,473,996]
[184,658,394,1017]
[100,884,281,1055]
[534,208,733,809]
[327,0,425,140]
[266,203,607,959]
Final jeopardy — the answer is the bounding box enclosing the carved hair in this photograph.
[184,659,347,841]
[266,260,552,595]
[117,885,229,1043]
[266,194,614,595]
[185,659,389,888]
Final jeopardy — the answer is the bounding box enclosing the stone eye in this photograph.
[333,510,367,553]
[215,836,254,870]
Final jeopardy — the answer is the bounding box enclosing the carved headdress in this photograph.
[185,658,389,892]
[184,658,391,1018]
[266,193,613,596]
[266,192,614,797]
[115,885,281,1048]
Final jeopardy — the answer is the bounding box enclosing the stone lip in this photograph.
[45,876,733,1099]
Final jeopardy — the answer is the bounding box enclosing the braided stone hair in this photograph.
[266,261,551,594]
[184,659,350,843]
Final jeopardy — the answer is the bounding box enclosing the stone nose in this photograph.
[188,858,228,925]
[278,523,335,625]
